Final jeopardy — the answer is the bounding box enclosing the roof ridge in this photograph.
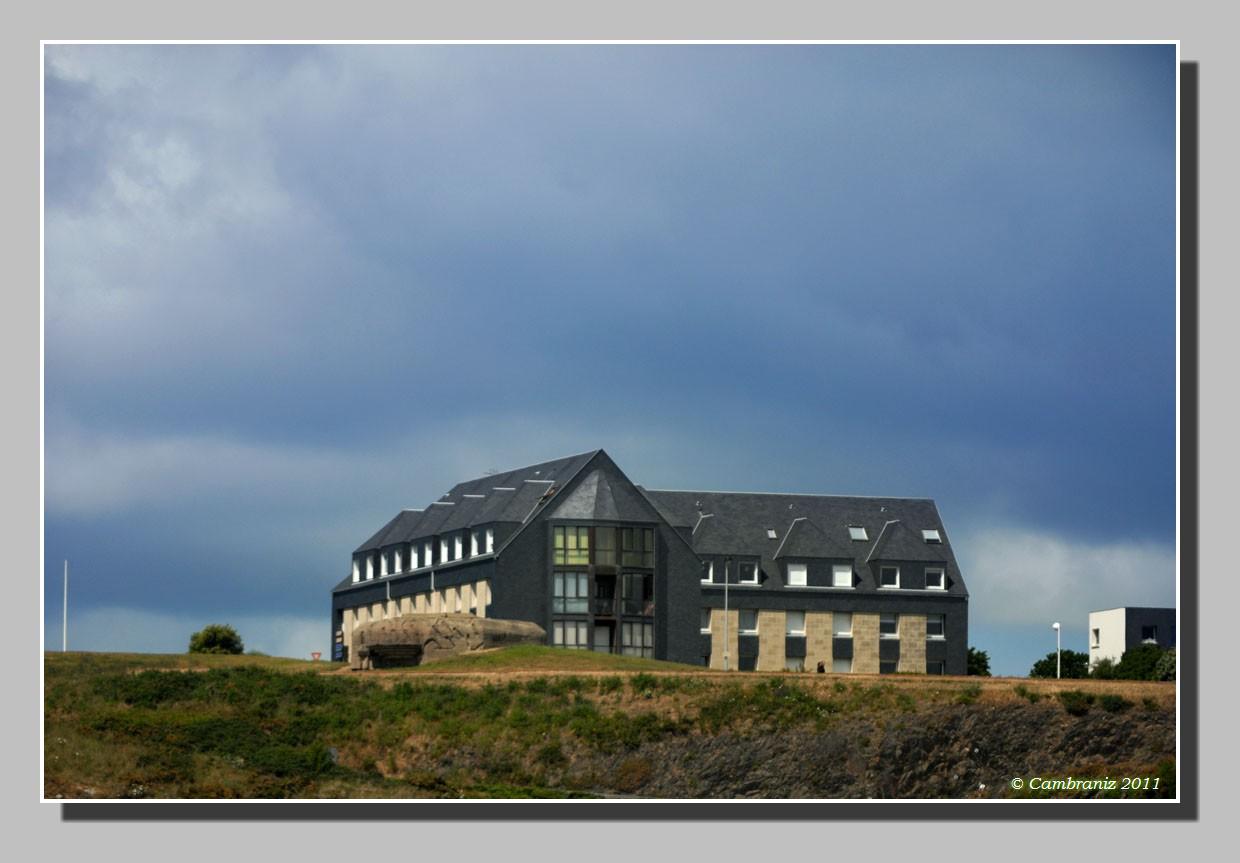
[643,488,935,501]
[451,449,603,489]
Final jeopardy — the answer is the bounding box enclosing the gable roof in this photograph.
[548,468,663,522]
[866,519,950,563]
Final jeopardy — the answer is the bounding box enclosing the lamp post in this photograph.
[723,556,732,671]
[1052,622,1061,679]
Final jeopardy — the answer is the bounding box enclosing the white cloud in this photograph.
[47,605,329,659]
[956,525,1176,628]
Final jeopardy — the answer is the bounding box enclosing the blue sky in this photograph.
[42,44,1176,675]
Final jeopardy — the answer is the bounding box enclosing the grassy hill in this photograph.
[44,650,1175,799]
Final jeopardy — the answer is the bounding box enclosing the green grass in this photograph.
[397,644,695,673]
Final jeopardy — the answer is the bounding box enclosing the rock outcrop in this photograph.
[350,614,546,670]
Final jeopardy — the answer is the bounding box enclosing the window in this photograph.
[440,538,449,563]
[1092,628,1101,647]
[738,610,758,634]
[352,559,360,583]
[880,566,900,588]
[848,526,868,541]
[738,656,757,672]
[785,658,805,672]
[766,528,777,540]
[366,556,374,580]
[700,608,712,634]
[702,561,714,583]
[787,563,807,587]
[833,657,852,673]
[621,621,654,658]
[621,527,654,567]
[879,660,898,674]
[393,549,402,573]
[553,571,589,614]
[785,611,806,636]
[739,561,758,584]
[553,620,589,649]
[554,525,591,565]
[832,612,852,637]
[925,567,945,590]
[423,542,432,568]
[1141,625,1159,643]
[832,565,853,588]
[595,526,615,565]
[454,534,463,560]
[470,531,480,557]
[880,613,899,638]
[621,572,654,616]
[485,528,495,554]
[926,614,945,639]
[927,660,946,675]
[922,529,942,543]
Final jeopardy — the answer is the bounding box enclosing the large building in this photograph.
[331,450,970,673]
[1088,607,1176,668]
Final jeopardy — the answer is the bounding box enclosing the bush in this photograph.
[1098,694,1132,713]
[1057,690,1095,716]
[967,647,991,677]
[188,624,244,655]
[1153,648,1176,681]
[1090,657,1117,680]
[1029,650,1089,679]
[1013,684,1042,704]
[1115,644,1166,680]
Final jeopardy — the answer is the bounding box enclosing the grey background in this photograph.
[6,0,1231,856]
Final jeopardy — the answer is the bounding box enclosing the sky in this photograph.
[42,44,1177,675]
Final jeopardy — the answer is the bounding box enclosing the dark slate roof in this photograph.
[548,468,662,522]
[352,450,600,553]
[641,488,962,590]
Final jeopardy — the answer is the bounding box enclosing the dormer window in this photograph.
[471,531,480,557]
[394,549,402,573]
[702,561,714,584]
[379,553,388,577]
[440,538,449,562]
[925,567,945,590]
[848,526,868,541]
[922,529,942,544]
[454,534,463,560]
[739,561,759,584]
[423,542,432,568]
[786,563,807,587]
[766,528,777,540]
[366,556,374,580]
[352,559,360,583]
[879,566,900,588]
[486,528,495,553]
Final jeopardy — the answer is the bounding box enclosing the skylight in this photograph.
[766,528,777,540]
[922,529,942,543]
[848,526,868,541]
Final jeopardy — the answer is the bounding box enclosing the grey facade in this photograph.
[331,449,970,674]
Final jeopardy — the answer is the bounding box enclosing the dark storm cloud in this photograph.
[43,44,1176,673]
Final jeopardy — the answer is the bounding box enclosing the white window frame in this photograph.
[832,564,853,588]
[366,556,374,580]
[486,528,494,553]
[423,542,432,568]
[879,565,900,589]
[785,658,805,672]
[832,612,852,637]
[786,563,807,587]
[352,560,360,583]
[926,614,946,640]
[454,534,463,560]
[700,608,712,634]
[702,561,714,584]
[848,526,868,541]
[925,567,946,590]
[471,531,479,557]
[922,529,942,543]
[380,552,388,577]
[739,561,759,584]
[440,538,449,562]
[738,609,758,634]
[880,613,900,639]
[832,657,852,673]
[785,610,806,636]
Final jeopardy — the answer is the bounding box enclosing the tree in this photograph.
[1153,648,1176,681]
[967,647,991,676]
[1115,643,1167,680]
[1090,657,1118,680]
[188,623,244,655]
[1029,649,1089,679]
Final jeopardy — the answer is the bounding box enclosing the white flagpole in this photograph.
[62,560,68,652]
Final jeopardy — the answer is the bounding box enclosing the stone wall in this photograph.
[756,610,786,671]
[806,611,833,671]
[709,609,738,670]
[898,614,927,673]
[852,612,880,674]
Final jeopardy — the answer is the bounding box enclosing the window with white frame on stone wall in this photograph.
[785,611,806,636]
[833,612,852,637]
[738,609,758,634]
[880,613,900,638]
[833,657,852,673]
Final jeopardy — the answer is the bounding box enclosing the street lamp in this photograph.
[1052,622,1061,679]
[723,556,732,671]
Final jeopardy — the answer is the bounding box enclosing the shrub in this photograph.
[1115,644,1167,680]
[1090,658,1117,680]
[956,684,982,705]
[1098,694,1132,713]
[1057,690,1095,716]
[1029,650,1089,679]
[967,647,991,677]
[188,624,244,655]
[1153,648,1176,681]
[1013,684,1042,704]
